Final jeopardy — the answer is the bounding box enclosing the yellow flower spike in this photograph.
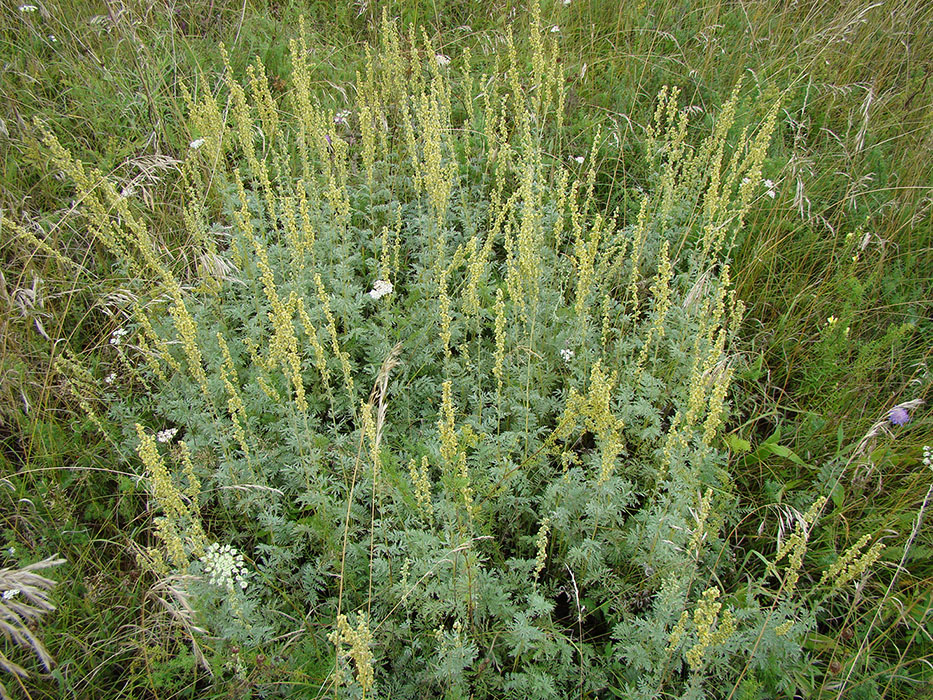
[135,425,206,570]
[685,587,733,671]
[216,333,254,466]
[409,456,434,521]
[294,179,318,262]
[636,239,674,369]
[315,275,355,405]
[329,614,375,695]
[533,516,551,585]
[493,289,507,400]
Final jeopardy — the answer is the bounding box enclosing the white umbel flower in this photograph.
[200,543,249,593]
[368,279,393,300]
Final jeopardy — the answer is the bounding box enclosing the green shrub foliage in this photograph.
[37,7,886,699]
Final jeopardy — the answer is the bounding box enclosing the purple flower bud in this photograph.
[888,406,910,426]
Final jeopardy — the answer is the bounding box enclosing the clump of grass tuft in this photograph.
[0,555,63,698]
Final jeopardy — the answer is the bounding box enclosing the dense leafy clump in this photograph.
[31,7,899,699]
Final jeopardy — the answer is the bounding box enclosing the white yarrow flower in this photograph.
[368,279,393,300]
[334,110,351,126]
[2,589,20,600]
[560,348,574,362]
[551,25,560,33]
[189,138,205,150]
[573,156,585,164]
[109,328,128,346]
[156,427,178,444]
[435,54,451,67]
[764,179,777,198]
[104,372,116,385]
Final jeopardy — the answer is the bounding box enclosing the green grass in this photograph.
[1,0,931,698]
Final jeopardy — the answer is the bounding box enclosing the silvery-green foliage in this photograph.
[102,14,840,698]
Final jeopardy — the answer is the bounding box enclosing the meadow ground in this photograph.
[0,1,930,698]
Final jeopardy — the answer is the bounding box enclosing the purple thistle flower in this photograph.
[888,406,911,426]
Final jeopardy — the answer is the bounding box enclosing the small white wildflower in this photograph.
[19,5,38,12]
[560,348,574,362]
[368,279,393,300]
[435,54,451,67]
[189,138,205,150]
[764,179,777,198]
[2,589,20,600]
[201,543,249,593]
[48,35,57,43]
[573,156,585,164]
[156,427,178,444]
[104,372,116,385]
[6,547,15,556]
[564,0,572,5]
[741,177,751,186]
[922,446,932,469]
[110,327,128,346]
[334,110,351,126]
[551,25,560,33]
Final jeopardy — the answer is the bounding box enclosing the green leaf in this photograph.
[727,434,751,453]
[802,632,839,652]
[765,443,809,468]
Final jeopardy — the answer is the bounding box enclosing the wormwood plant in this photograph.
[34,5,889,698]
